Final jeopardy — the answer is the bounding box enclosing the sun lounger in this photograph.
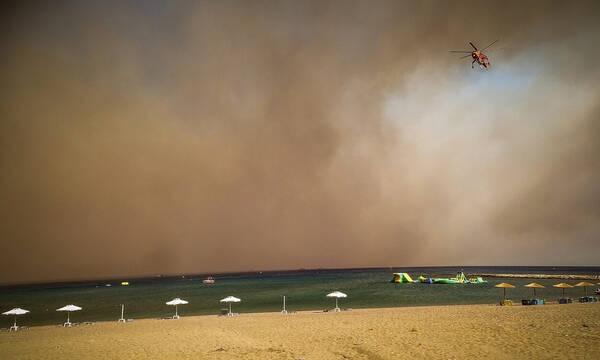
[521,299,545,305]
[579,296,598,303]
[558,298,573,304]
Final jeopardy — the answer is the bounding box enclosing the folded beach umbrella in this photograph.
[326,291,347,312]
[220,296,241,316]
[574,281,595,297]
[3,308,29,331]
[553,283,574,298]
[524,283,545,297]
[57,304,82,327]
[494,283,515,301]
[166,298,188,319]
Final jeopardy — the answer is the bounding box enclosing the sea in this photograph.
[1,266,599,328]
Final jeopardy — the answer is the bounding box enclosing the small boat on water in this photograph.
[203,276,215,284]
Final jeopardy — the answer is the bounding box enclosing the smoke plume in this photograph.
[1,0,599,283]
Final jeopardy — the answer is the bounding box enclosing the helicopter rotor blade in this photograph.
[469,42,478,51]
[458,54,471,59]
[449,50,472,53]
[481,39,499,51]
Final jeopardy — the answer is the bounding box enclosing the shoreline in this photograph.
[1,300,589,332]
[3,303,500,331]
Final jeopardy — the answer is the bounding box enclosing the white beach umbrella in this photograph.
[220,296,241,316]
[166,298,188,319]
[3,308,29,331]
[326,291,347,312]
[56,304,82,327]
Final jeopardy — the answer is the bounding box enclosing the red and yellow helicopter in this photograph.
[450,40,498,69]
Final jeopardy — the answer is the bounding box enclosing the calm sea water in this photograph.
[1,266,599,328]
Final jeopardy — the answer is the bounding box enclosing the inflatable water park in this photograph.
[391,271,486,284]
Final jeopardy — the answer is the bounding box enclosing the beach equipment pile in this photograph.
[57,304,82,327]
[220,296,241,316]
[494,283,515,306]
[574,282,598,303]
[2,308,29,331]
[166,298,188,319]
[553,283,574,303]
[522,283,545,305]
[326,291,347,312]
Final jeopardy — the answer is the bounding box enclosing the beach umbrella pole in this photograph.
[503,288,506,301]
[533,288,536,297]
[282,296,287,314]
[14,315,17,329]
[175,304,178,318]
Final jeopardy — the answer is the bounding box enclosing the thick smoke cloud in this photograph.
[1,1,599,284]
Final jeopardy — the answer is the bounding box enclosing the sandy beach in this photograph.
[1,303,599,359]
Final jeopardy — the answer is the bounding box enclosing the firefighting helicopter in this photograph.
[450,40,498,69]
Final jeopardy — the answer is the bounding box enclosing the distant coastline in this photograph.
[470,273,600,280]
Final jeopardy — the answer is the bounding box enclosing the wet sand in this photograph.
[1,303,599,359]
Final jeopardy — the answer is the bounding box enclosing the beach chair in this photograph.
[558,298,573,304]
[500,300,513,306]
[522,299,544,305]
